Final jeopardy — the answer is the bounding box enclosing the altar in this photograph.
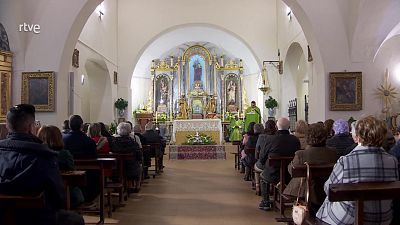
[172,119,223,144]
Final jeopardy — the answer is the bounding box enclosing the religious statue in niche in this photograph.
[189,55,206,96]
[156,76,169,113]
[177,95,189,119]
[227,80,237,104]
[160,78,168,104]
[227,80,238,112]
[205,95,217,117]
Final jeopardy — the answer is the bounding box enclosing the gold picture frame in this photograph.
[21,71,55,112]
[329,72,362,111]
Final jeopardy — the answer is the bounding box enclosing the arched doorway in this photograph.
[82,59,113,123]
[282,42,308,121]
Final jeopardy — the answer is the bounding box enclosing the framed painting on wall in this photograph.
[329,72,362,111]
[21,71,55,112]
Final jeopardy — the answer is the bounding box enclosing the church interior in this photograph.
[1,0,400,224]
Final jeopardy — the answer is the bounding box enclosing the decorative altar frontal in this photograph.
[169,145,226,160]
[172,119,223,144]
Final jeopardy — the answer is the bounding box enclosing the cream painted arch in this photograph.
[22,0,103,126]
[19,0,332,123]
[130,23,262,80]
[350,0,400,62]
[282,42,308,120]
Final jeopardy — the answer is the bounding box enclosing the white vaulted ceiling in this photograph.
[131,24,261,78]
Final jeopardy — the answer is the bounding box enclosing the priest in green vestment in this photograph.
[244,101,261,132]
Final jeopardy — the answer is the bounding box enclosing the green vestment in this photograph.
[244,106,261,132]
[229,119,243,142]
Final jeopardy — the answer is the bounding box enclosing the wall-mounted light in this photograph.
[286,6,292,21]
[97,2,105,20]
[81,74,85,85]
[263,49,283,75]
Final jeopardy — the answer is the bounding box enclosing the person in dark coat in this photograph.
[63,115,97,159]
[242,123,263,181]
[257,117,300,210]
[326,119,355,157]
[143,122,166,173]
[110,122,143,192]
[63,115,99,202]
[0,104,84,225]
[134,124,147,145]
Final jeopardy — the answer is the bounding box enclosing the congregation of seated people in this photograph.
[237,115,400,225]
[0,104,165,225]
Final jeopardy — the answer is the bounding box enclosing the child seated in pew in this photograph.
[0,104,84,225]
[317,116,399,225]
[38,125,85,208]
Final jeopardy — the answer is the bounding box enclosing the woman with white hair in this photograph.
[326,119,355,157]
[110,122,143,192]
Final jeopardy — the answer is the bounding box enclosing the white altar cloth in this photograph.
[172,119,223,144]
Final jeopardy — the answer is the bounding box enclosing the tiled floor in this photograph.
[113,144,280,225]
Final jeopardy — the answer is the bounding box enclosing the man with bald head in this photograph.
[257,117,300,210]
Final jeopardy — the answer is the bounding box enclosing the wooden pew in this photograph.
[148,143,162,178]
[275,163,334,224]
[75,158,116,224]
[232,140,242,170]
[329,181,400,225]
[268,156,294,217]
[0,192,45,225]
[61,170,87,210]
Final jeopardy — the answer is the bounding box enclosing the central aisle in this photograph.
[114,146,280,225]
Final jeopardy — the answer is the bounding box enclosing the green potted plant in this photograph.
[265,96,278,117]
[114,98,128,117]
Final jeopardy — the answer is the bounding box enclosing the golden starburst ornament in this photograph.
[376,69,397,114]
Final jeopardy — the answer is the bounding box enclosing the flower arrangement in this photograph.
[114,98,128,110]
[156,112,168,122]
[265,96,278,109]
[224,112,235,122]
[183,132,216,145]
[109,121,117,135]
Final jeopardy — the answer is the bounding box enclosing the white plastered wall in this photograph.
[70,0,118,124]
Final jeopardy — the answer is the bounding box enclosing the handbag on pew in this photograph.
[292,163,310,225]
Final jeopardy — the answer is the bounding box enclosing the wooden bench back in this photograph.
[291,163,334,209]
[329,181,400,225]
[0,192,45,225]
[268,156,294,184]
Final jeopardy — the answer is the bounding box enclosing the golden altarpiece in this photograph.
[148,45,245,121]
[0,50,12,123]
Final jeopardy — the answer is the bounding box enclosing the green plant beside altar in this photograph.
[115,98,128,117]
[183,132,216,145]
[265,96,278,117]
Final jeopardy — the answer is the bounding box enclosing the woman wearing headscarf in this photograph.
[326,119,355,157]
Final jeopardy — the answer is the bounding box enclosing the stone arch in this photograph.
[280,0,328,121]
[82,58,113,123]
[130,24,262,112]
[282,42,308,120]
